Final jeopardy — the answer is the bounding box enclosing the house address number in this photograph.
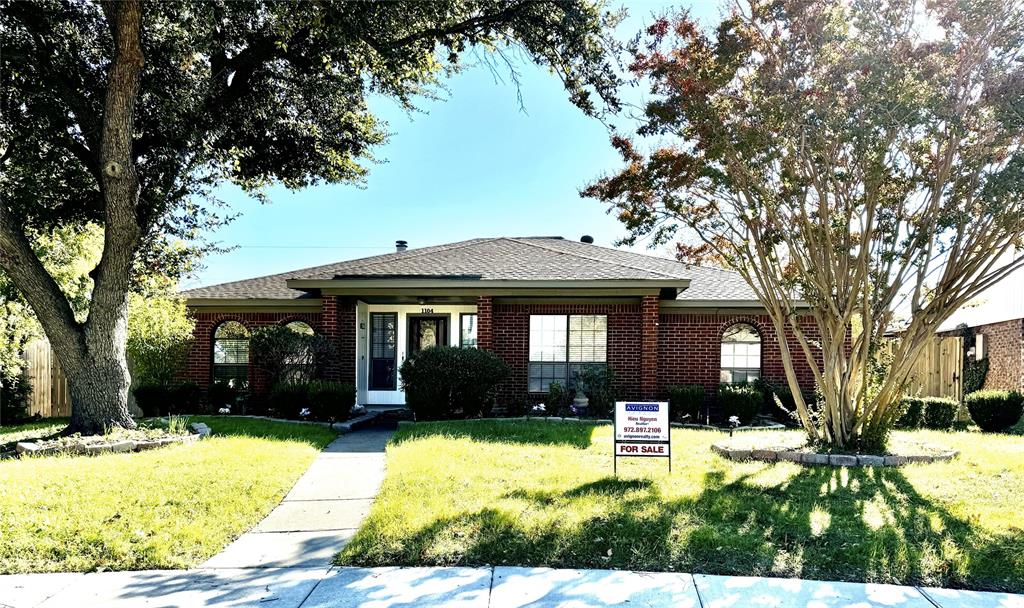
[420,308,434,313]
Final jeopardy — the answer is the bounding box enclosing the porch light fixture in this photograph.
[417,297,426,305]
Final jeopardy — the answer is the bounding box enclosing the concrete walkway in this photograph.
[2,566,1022,608]
[201,429,392,569]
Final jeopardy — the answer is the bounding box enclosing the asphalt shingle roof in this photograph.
[181,236,756,302]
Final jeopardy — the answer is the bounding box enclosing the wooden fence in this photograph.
[887,335,964,402]
[22,339,71,418]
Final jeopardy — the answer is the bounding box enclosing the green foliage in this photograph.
[667,384,704,423]
[959,324,990,395]
[545,382,571,416]
[207,381,238,413]
[895,397,926,429]
[126,293,195,387]
[923,397,958,430]
[718,384,762,426]
[400,346,510,421]
[307,381,356,423]
[0,369,32,425]
[966,390,1024,433]
[132,381,203,417]
[574,365,617,418]
[250,324,334,386]
[269,381,355,422]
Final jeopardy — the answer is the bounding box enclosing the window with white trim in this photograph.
[528,314,607,392]
[720,323,761,384]
[460,314,478,348]
[213,320,250,388]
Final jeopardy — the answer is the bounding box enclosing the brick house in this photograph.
[938,278,1024,392]
[181,236,817,410]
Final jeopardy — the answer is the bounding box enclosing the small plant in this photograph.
[718,383,762,426]
[574,365,616,418]
[546,381,570,416]
[666,384,704,423]
[167,414,190,435]
[965,390,1024,432]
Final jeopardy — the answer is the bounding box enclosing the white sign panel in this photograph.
[614,401,669,443]
[615,442,669,457]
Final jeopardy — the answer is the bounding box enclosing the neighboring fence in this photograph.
[889,335,964,402]
[22,339,71,418]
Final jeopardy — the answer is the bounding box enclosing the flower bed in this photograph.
[14,421,209,457]
[711,431,958,467]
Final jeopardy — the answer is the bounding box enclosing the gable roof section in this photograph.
[181,236,757,303]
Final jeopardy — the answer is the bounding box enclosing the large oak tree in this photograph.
[586,0,1024,450]
[1,0,621,434]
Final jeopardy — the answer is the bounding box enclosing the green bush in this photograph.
[400,346,510,421]
[965,390,1024,432]
[922,397,957,430]
[268,382,309,419]
[754,379,810,424]
[574,365,617,418]
[546,381,570,416]
[719,383,763,425]
[133,381,203,417]
[307,381,356,422]
[895,397,926,429]
[207,380,238,412]
[667,384,703,423]
[0,369,31,424]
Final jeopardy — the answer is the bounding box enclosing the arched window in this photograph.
[213,321,250,388]
[283,321,316,381]
[720,323,761,384]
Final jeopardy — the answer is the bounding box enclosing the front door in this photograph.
[408,316,448,355]
[369,312,398,390]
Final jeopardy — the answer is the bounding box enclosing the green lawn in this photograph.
[338,420,1024,592]
[0,416,335,573]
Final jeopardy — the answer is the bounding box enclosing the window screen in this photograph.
[529,314,607,392]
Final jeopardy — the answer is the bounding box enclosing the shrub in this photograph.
[719,383,763,425]
[0,369,31,424]
[667,384,703,423]
[895,397,926,429]
[126,294,194,387]
[251,325,335,386]
[965,390,1024,432]
[922,397,957,430]
[207,380,238,412]
[754,379,810,424]
[400,346,509,421]
[546,381,570,416]
[574,365,617,418]
[307,381,356,422]
[268,382,310,419]
[133,381,204,417]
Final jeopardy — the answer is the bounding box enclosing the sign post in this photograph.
[613,401,671,475]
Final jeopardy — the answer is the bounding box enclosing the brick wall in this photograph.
[185,311,323,394]
[492,303,643,403]
[657,312,819,400]
[975,318,1024,391]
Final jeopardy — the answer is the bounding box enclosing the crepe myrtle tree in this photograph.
[0,0,622,434]
[585,0,1024,450]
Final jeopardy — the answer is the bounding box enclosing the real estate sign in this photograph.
[613,401,671,473]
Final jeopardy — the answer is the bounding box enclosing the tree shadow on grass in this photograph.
[390,419,598,449]
[341,464,1024,593]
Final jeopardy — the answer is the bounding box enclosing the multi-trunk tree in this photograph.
[1,0,621,434]
[586,0,1024,450]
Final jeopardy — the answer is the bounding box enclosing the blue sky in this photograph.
[184,1,725,289]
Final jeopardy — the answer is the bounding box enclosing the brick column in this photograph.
[323,296,356,385]
[476,296,493,351]
[641,295,659,399]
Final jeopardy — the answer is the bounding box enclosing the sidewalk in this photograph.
[2,565,1022,607]
[201,429,392,569]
